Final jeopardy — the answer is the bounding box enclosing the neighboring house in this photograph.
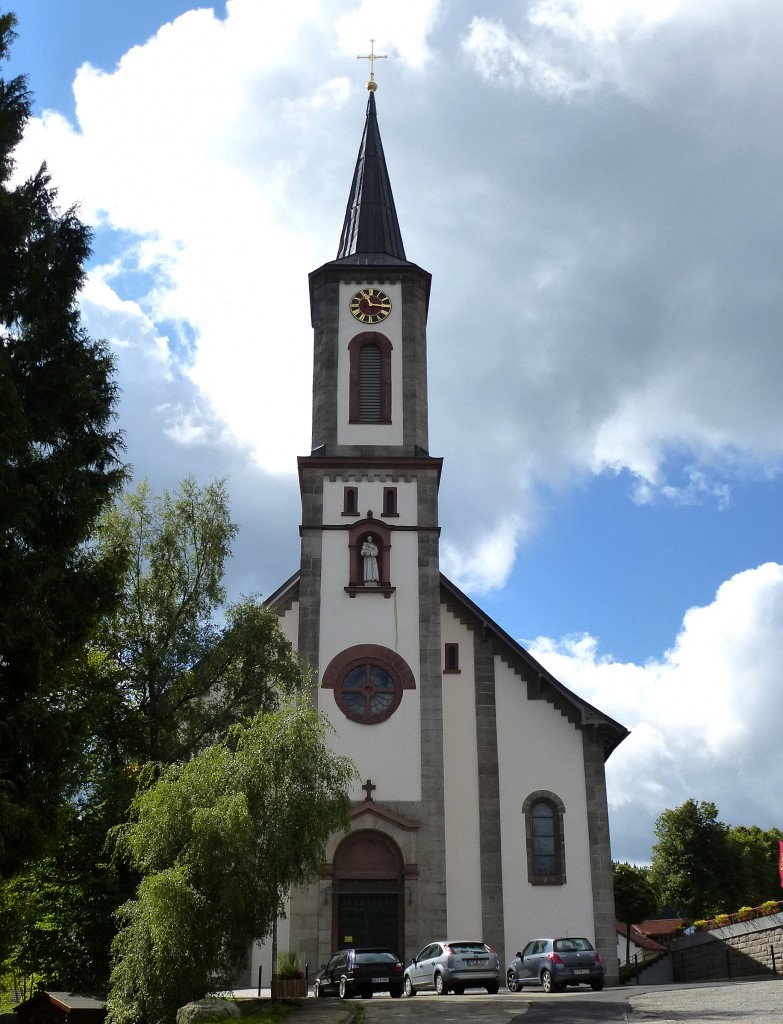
[637,919,685,944]
[240,79,629,986]
[616,920,667,963]
[14,993,106,1024]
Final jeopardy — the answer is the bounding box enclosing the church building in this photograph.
[251,78,628,987]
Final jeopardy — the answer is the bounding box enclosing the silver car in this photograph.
[404,940,500,995]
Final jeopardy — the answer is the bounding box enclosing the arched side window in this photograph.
[522,791,566,885]
[348,333,392,424]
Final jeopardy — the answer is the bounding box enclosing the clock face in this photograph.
[349,288,392,324]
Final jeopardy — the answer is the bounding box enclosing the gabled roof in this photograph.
[616,921,667,952]
[266,570,629,760]
[439,574,629,759]
[333,90,412,267]
[637,918,684,936]
[15,993,106,1013]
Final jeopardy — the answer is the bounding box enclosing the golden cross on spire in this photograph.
[357,38,387,92]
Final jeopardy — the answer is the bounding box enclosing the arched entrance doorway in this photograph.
[332,830,404,956]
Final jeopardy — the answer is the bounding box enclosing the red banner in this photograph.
[779,840,783,888]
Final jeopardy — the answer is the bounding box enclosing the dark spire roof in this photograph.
[335,90,410,266]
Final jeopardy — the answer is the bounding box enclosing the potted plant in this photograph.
[714,914,730,928]
[736,906,754,922]
[760,900,779,916]
[275,951,307,998]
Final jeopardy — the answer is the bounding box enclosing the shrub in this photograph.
[275,952,303,980]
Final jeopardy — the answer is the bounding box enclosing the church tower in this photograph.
[278,83,447,958]
[261,80,627,987]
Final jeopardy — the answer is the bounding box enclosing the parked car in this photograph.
[314,947,404,998]
[506,937,604,993]
[404,940,500,995]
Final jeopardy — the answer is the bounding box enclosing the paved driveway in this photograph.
[240,976,783,1023]
[341,976,783,1023]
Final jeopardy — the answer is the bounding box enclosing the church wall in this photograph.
[321,475,418,525]
[337,280,403,447]
[412,474,448,946]
[277,601,298,647]
[317,513,422,802]
[494,662,597,954]
[440,608,483,938]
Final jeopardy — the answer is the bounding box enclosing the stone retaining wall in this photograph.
[671,912,783,982]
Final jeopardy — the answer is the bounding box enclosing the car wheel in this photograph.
[434,972,448,995]
[390,986,403,999]
[339,977,349,999]
[452,984,464,995]
[541,970,553,993]
[314,981,323,998]
[507,970,520,993]
[360,989,373,998]
[486,982,500,995]
[591,981,604,992]
[404,976,416,997]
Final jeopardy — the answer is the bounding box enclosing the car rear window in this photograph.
[449,942,489,953]
[554,938,594,952]
[355,952,398,964]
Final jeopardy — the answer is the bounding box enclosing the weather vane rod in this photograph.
[357,38,387,92]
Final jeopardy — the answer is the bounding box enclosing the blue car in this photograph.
[506,937,604,993]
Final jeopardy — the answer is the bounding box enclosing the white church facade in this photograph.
[246,83,628,987]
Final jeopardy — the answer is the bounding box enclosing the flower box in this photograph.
[275,977,307,999]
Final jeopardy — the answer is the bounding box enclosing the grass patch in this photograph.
[208,1006,293,1024]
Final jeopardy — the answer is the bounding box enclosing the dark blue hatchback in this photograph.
[506,937,604,993]
[314,948,404,999]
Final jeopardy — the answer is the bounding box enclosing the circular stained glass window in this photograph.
[336,662,403,724]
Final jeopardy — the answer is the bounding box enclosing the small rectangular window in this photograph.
[383,486,398,516]
[343,486,358,516]
[444,643,460,673]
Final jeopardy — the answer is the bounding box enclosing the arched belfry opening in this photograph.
[331,830,405,955]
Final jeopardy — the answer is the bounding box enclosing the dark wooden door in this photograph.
[337,887,399,953]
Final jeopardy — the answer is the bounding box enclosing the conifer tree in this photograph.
[0,13,126,876]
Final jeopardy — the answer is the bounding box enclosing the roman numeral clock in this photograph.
[350,287,392,324]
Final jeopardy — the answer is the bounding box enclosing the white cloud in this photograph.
[529,562,783,861]
[462,0,772,100]
[335,0,442,68]
[12,0,783,598]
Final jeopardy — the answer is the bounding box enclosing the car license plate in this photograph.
[372,977,386,983]
[466,959,482,966]
[573,969,590,975]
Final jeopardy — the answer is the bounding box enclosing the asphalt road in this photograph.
[345,977,783,1023]
[238,976,783,1023]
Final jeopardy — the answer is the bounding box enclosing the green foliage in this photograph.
[90,477,303,767]
[613,863,658,964]
[649,799,742,919]
[0,798,134,991]
[727,824,783,907]
[221,1007,291,1024]
[107,695,355,1024]
[2,476,313,992]
[275,951,303,979]
[0,12,127,877]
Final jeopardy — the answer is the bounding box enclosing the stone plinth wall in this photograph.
[671,912,783,982]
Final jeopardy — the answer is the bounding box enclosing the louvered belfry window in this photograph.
[348,333,392,424]
[359,344,382,422]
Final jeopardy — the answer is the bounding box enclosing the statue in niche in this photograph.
[361,535,380,586]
